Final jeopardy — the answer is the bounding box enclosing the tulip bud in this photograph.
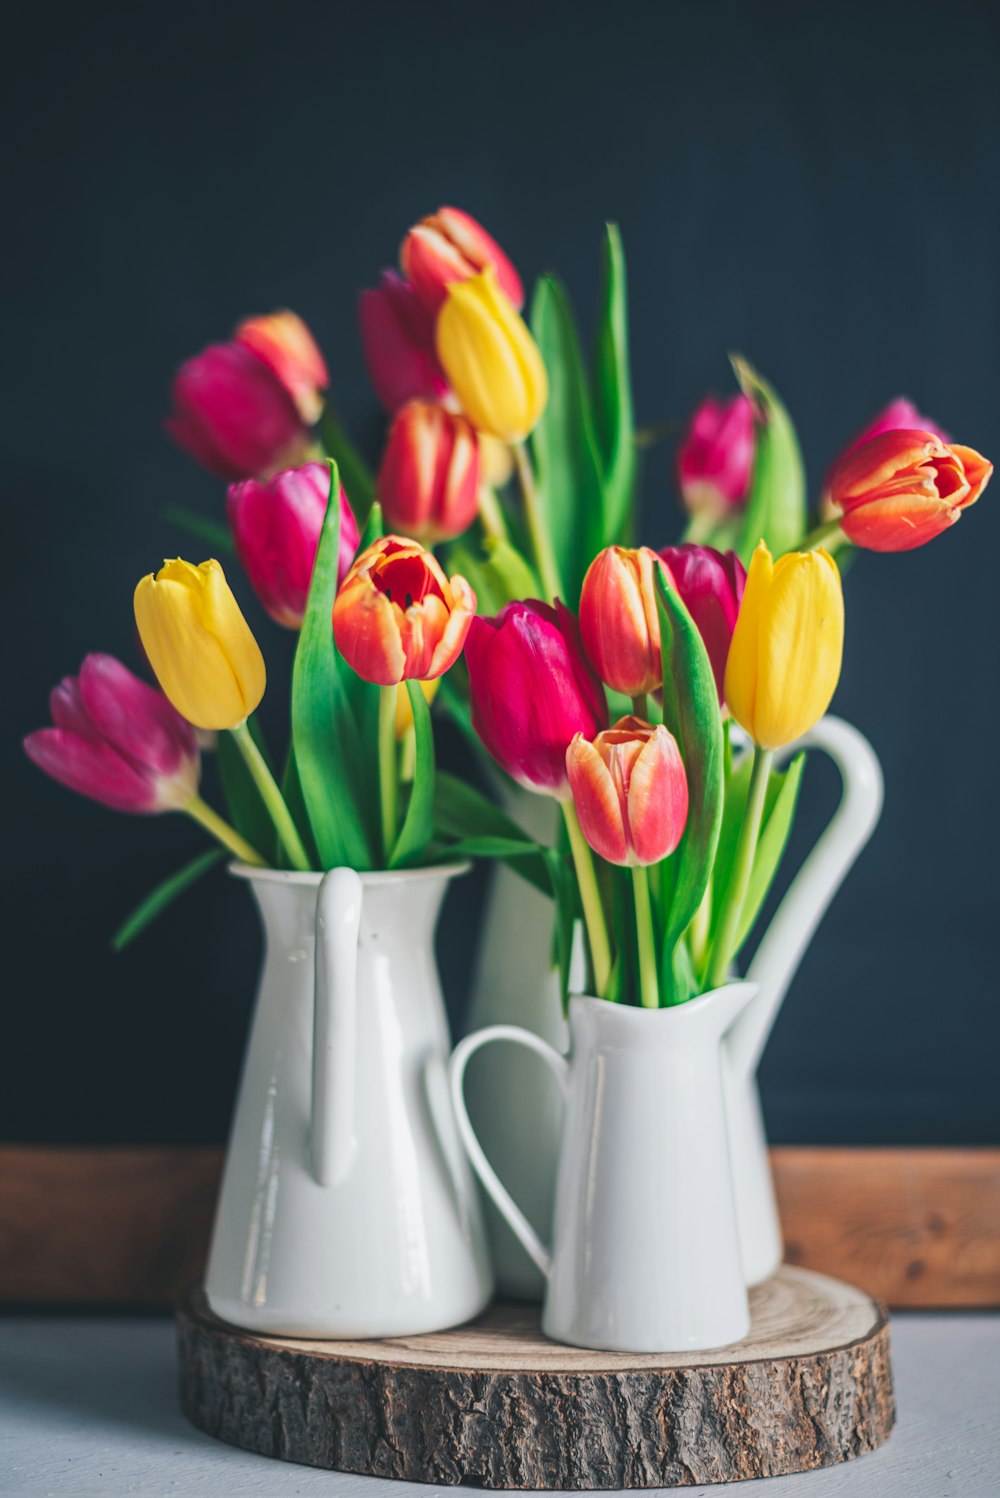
[227,463,359,629]
[464,600,607,796]
[725,543,843,750]
[378,401,481,544]
[579,546,669,697]
[436,270,548,443]
[677,393,754,522]
[566,716,688,867]
[658,544,746,704]
[134,559,266,731]
[235,310,329,425]
[827,430,992,552]
[333,537,476,685]
[166,342,311,481]
[402,206,524,315]
[358,270,450,413]
[24,653,200,813]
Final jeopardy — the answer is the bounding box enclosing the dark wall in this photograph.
[4,0,998,1145]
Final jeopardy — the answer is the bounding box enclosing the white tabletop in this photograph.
[0,1312,997,1496]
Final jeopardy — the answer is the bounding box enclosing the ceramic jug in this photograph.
[204,862,493,1338]
[462,715,883,1295]
[451,984,757,1353]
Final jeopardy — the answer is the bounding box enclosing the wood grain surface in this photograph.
[176,1266,895,1488]
[1,1145,997,1308]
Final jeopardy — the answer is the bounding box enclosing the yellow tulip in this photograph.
[435,269,548,443]
[394,677,439,738]
[724,543,844,750]
[134,558,266,730]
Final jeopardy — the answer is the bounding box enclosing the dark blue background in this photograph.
[5,0,998,1143]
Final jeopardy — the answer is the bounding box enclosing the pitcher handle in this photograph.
[312,867,363,1187]
[731,715,883,1079]
[449,1025,568,1278]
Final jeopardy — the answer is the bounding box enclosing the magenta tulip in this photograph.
[676,393,754,522]
[24,654,200,813]
[464,600,607,796]
[166,342,312,481]
[227,463,359,629]
[658,544,746,704]
[358,269,450,413]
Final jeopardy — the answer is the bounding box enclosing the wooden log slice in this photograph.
[177,1265,894,1488]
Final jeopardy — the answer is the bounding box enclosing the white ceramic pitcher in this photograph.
[451,984,757,1353]
[204,862,493,1338]
[462,715,883,1295]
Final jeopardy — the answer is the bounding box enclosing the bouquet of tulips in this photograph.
[23,204,992,985]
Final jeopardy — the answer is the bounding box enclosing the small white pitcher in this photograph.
[205,862,493,1339]
[451,983,757,1353]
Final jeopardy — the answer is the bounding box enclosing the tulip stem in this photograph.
[801,519,846,553]
[514,442,563,602]
[631,866,660,1009]
[230,722,312,872]
[477,485,510,543]
[378,686,399,862]
[184,794,267,867]
[705,744,774,990]
[561,802,613,998]
[631,694,649,721]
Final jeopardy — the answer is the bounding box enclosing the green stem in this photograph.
[378,685,399,863]
[800,518,845,552]
[229,722,311,872]
[687,881,712,977]
[631,866,659,1009]
[630,693,649,721]
[513,442,563,602]
[477,484,509,543]
[705,745,774,989]
[184,794,266,867]
[561,802,613,997]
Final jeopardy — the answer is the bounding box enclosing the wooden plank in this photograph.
[0,1146,997,1308]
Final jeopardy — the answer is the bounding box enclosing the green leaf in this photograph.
[357,498,384,553]
[655,569,725,1002]
[318,404,376,526]
[445,835,542,859]
[278,746,321,871]
[432,770,551,894]
[592,223,636,545]
[446,535,540,615]
[111,849,224,952]
[731,355,807,564]
[291,459,373,869]
[529,275,606,604]
[217,714,278,858]
[388,680,435,868]
[163,506,235,553]
[544,846,578,1016]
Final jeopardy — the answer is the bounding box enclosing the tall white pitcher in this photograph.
[205,862,493,1338]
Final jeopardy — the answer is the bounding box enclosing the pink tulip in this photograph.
[358,269,450,413]
[676,393,754,521]
[227,463,359,629]
[566,716,688,867]
[464,600,607,796]
[658,544,746,703]
[401,206,524,315]
[235,310,329,424]
[24,654,200,813]
[166,342,312,481]
[378,401,480,543]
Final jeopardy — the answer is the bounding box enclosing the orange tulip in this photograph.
[333,536,476,685]
[566,716,689,867]
[579,546,672,697]
[828,429,992,552]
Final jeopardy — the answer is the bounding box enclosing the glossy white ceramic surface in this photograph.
[205,863,492,1339]
[451,985,756,1353]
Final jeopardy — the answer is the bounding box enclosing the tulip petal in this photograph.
[724,541,771,740]
[333,576,408,685]
[839,492,959,552]
[24,728,160,813]
[950,445,993,506]
[566,735,628,865]
[79,653,198,781]
[626,726,688,865]
[831,429,950,506]
[752,549,843,750]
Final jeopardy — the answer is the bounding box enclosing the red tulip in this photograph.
[333,536,476,684]
[227,463,359,629]
[828,430,992,552]
[464,600,607,796]
[579,546,671,697]
[378,401,480,543]
[566,716,688,867]
[235,310,329,424]
[358,270,450,412]
[24,654,200,813]
[401,206,524,315]
[166,342,311,481]
[658,544,746,703]
[676,393,754,521]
